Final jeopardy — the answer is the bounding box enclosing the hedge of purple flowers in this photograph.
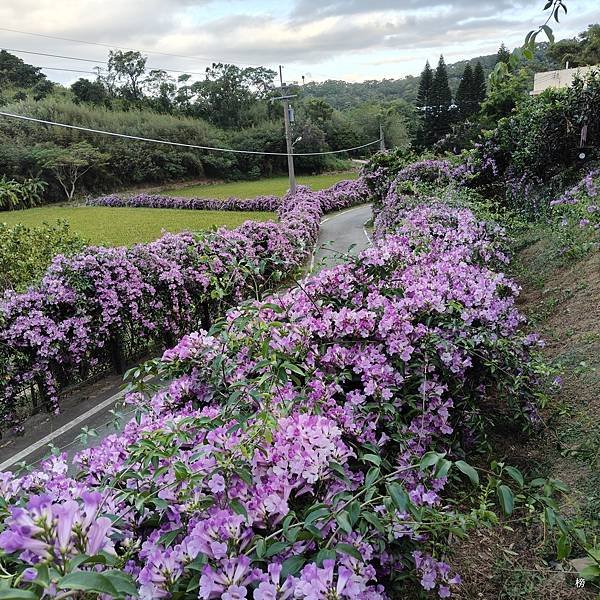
[0,170,544,598]
[85,178,370,215]
[87,193,281,212]
[0,179,369,433]
[550,168,600,252]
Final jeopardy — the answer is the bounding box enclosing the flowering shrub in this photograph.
[0,179,367,433]
[550,168,600,254]
[86,178,370,215]
[87,193,281,212]
[0,176,546,597]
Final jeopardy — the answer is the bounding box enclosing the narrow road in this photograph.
[312,204,372,272]
[0,203,374,472]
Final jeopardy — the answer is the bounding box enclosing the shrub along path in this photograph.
[0,200,373,471]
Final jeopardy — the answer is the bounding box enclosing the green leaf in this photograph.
[556,534,571,560]
[365,467,380,488]
[314,549,336,566]
[435,458,452,479]
[58,572,119,596]
[504,466,524,488]
[420,451,445,470]
[0,591,39,600]
[102,571,138,597]
[361,511,385,533]
[336,543,362,560]
[362,454,381,466]
[387,483,409,512]
[305,507,330,527]
[497,485,515,516]
[581,564,600,581]
[335,511,353,534]
[281,556,305,579]
[542,24,555,44]
[230,499,248,520]
[455,460,480,486]
[265,540,290,557]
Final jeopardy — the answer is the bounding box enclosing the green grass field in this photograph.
[162,171,358,199]
[0,207,276,247]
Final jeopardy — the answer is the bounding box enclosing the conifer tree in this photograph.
[472,62,487,105]
[416,60,435,147]
[456,64,474,120]
[431,55,453,140]
[496,43,512,65]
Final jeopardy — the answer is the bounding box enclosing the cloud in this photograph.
[0,0,596,84]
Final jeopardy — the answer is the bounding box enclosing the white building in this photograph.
[531,65,599,95]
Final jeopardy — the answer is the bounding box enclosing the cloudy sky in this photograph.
[0,0,598,85]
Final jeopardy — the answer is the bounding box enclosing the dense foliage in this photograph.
[0,159,551,598]
[0,179,369,434]
[0,221,86,293]
[551,168,600,254]
[0,176,46,210]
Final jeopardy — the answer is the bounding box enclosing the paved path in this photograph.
[311,204,372,273]
[0,203,374,472]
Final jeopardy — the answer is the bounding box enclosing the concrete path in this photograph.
[311,204,373,273]
[0,203,374,472]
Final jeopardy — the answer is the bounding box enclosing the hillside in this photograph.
[302,43,557,109]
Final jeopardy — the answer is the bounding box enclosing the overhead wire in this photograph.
[0,111,381,156]
[0,27,334,81]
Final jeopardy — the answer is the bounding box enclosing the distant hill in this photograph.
[302,43,558,110]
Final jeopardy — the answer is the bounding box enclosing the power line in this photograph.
[0,111,381,157]
[0,27,331,82]
[37,66,99,75]
[1,47,213,77]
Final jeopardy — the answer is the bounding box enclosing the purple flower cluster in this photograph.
[86,178,370,215]
[0,172,543,598]
[87,193,281,212]
[550,169,600,250]
[395,160,467,188]
[0,179,368,431]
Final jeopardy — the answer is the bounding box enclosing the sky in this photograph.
[0,0,598,86]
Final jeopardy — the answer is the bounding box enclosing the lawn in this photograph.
[0,207,276,247]
[162,171,358,199]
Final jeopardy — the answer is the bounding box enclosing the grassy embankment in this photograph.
[0,172,358,246]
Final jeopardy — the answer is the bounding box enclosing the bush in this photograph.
[0,176,47,210]
[0,177,546,599]
[550,167,600,254]
[0,221,85,293]
[0,179,369,433]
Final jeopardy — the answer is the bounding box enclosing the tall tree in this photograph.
[472,62,487,105]
[430,55,453,141]
[496,43,512,66]
[455,64,475,120]
[107,50,147,101]
[416,60,435,147]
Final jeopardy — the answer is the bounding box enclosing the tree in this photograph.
[107,50,147,101]
[0,50,46,88]
[305,98,334,123]
[416,61,435,147]
[455,64,474,120]
[33,142,109,200]
[497,43,512,66]
[71,78,108,105]
[548,24,600,67]
[430,55,453,141]
[144,69,176,113]
[191,63,277,129]
[472,62,487,105]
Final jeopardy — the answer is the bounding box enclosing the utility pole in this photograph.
[379,123,386,152]
[275,65,297,194]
